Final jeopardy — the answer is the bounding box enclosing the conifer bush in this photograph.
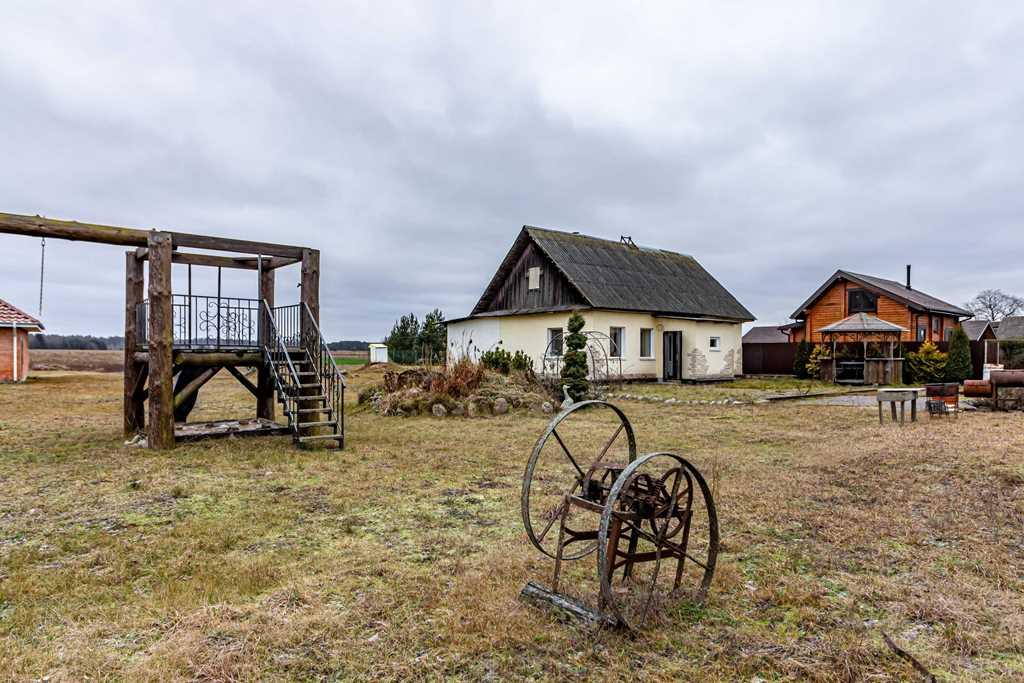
[561,311,589,400]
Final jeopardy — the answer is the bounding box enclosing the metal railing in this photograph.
[298,303,346,444]
[260,300,301,437]
[136,295,262,350]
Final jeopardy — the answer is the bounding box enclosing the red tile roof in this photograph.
[0,298,44,330]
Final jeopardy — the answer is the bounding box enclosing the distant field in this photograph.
[334,357,367,366]
[31,349,123,373]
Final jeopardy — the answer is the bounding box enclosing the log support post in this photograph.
[147,231,175,449]
[257,262,276,421]
[123,251,146,436]
[298,249,321,437]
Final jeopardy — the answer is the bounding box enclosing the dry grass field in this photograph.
[1,368,1023,681]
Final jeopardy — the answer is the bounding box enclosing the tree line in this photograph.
[29,334,125,350]
[384,309,446,363]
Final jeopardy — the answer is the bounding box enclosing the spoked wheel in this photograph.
[597,452,719,629]
[521,400,637,560]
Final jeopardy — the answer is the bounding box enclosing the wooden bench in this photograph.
[877,388,922,425]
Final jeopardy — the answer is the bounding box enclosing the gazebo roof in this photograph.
[819,313,907,335]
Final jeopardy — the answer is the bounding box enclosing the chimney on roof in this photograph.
[620,235,637,249]
[906,264,912,290]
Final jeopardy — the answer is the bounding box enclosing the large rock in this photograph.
[431,403,448,418]
[493,398,510,415]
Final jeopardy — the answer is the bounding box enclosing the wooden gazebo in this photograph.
[818,313,907,385]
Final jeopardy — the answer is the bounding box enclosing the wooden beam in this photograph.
[134,351,264,367]
[299,249,322,438]
[226,365,260,398]
[147,232,175,450]
[0,211,307,258]
[173,366,221,410]
[133,250,300,271]
[123,252,146,436]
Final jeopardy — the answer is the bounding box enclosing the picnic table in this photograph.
[877,388,922,425]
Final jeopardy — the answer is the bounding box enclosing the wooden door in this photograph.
[663,331,682,380]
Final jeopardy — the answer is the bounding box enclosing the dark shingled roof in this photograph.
[961,320,993,341]
[469,226,753,321]
[818,313,907,334]
[742,326,790,343]
[791,270,972,319]
[996,316,1024,341]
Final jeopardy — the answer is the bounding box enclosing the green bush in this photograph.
[793,339,812,378]
[806,344,828,379]
[906,341,948,384]
[510,350,534,373]
[945,327,972,383]
[480,348,512,374]
[561,311,589,401]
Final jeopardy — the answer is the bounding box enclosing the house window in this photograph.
[917,325,927,342]
[932,317,941,336]
[547,328,563,356]
[944,327,953,342]
[527,266,541,291]
[709,336,721,351]
[847,289,877,314]
[640,328,653,358]
[609,327,624,358]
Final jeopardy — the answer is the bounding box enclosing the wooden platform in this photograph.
[175,418,290,442]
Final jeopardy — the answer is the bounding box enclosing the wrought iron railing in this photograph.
[260,300,300,437]
[299,303,346,443]
[136,295,262,349]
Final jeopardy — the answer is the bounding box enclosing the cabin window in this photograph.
[640,328,653,358]
[527,266,541,291]
[609,327,624,358]
[944,327,953,341]
[709,336,721,351]
[547,328,563,356]
[932,317,941,336]
[847,288,877,314]
[917,325,927,342]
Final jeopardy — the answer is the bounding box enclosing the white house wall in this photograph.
[447,310,742,380]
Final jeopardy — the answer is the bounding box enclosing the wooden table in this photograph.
[877,388,921,425]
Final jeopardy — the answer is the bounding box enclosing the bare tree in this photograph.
[964,289,1024,321]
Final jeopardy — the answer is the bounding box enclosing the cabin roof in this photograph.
[468,226,754,322]
[0,298,44,330]
[790,270,972,320]
[996,316,1024,341]
[818,313,908,334]
[742,326,790,343]
[961,320,993,341]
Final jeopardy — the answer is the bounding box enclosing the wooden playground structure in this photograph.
[0,212,344,450]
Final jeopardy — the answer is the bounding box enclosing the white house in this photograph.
[447,226,755,381]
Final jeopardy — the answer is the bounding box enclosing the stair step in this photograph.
[298,434,343,443]
[297,420,336,428]
[293,407,334,414]
[297,383,322,388]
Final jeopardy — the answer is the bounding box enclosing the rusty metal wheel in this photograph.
[521,400,637,560]
[597,452,719,629]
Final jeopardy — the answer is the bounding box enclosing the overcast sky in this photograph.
[1,2,1022,339]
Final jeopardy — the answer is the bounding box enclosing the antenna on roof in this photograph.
[620,235,637,249]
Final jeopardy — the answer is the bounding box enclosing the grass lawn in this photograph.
[334,357,367,366]
[0,368,1022,680]
[615,377,862,402]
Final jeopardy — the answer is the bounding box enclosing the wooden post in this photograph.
[300,248,320,325]
[257,261,275,421]
[123,251,145,436]
[147,231,175,449]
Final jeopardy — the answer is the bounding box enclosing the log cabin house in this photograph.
[785,267,972,344]
[447,226,754,381]
[0,298,44,383]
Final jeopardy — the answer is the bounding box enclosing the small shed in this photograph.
[368,343,389,364]
[818,313,906,385]
[0,298,44,383]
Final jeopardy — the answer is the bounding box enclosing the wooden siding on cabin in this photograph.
[802,279,959,343]
[479,241,586,313]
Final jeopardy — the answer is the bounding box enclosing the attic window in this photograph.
[847,289,877,314]
[527,266,541,290]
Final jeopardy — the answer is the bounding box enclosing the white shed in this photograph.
[368,343,389,364]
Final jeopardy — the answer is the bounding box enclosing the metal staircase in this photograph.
[261,301,345,448]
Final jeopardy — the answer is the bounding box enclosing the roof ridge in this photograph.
[524,225,695,260]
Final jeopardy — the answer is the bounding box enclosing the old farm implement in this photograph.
[520,401,718,629]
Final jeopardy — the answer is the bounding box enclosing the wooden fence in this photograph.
[743,341,990,379]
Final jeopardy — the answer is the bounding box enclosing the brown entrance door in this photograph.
[663,331,682,380]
